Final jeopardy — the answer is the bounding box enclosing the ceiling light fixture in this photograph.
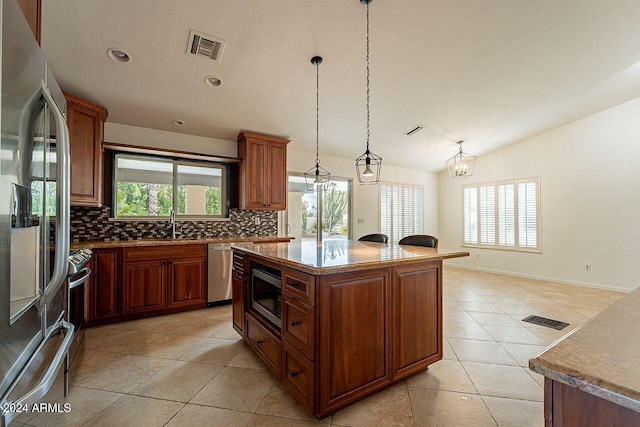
[446,140,476,178]
[355,0,382,185]
[304,56,331,191]
[107,48,131,63]
[205,76,223,87]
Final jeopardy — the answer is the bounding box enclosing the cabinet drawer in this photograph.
[122,244,206,262]
[283,297,315,360]
[246,314,281,376]
[283,268,315,306]
[283,342,314,414]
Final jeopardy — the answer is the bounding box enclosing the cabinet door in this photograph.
[17,0,41,44]
[168,257,206,308]
[65,94,107,207]
[245,139,267,209]
[391,262,442,381]
[123,261,167,314]
[267,141,287,210]
[88,248,121,321]
[318,268,391,414]
[232,269,245,336]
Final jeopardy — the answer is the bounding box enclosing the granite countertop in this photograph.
[70,236,293,250]
[529,286,640,412]
[230,240,469,275]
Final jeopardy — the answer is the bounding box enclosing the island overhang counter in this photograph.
[230,240,468,418]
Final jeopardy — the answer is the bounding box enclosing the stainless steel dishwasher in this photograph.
[207,243,233,306]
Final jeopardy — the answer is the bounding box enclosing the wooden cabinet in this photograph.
[88,248,121,322]
[283,342,315,414]
[282,296,315,360]
[245,314,281,376]
[318,268,391,415]
[391,262,442,380]
[17,0,41,44]
[123,261,167,314]
[544,378,640,426]
[64,93,108,207]
[87,245,206,325]
[168,258,207,308]
[231,252,245,336]
[237,132,289,210]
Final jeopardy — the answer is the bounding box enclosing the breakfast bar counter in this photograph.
[529,286,640,425]
[230,240,468,418]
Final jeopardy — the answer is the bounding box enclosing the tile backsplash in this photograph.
[70,206,278,242]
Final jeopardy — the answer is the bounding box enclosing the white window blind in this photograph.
[380,183,424,245]
[463,178,540,252]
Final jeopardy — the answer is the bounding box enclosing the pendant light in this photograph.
[446,140,477,178]
[355,0,382,185]
[304,56,331,191]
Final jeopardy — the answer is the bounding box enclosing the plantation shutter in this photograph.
[498,183,515,246]
[518,181,538,248]
[380,184,391,238]
[463,187,478,244]
[379,183,425,245]
[479,186,495,245]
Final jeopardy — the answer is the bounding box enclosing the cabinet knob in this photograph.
[291,321,300,327]
[256,340,264,345]
[290,371,299,378]
[289,281,300,288]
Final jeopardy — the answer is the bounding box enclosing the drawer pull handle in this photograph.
[290,282,300,288]
[291,321,301,327]
[290,371,299,378]
[256,340,264,345]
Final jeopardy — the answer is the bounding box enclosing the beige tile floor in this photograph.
[13,267,624,427]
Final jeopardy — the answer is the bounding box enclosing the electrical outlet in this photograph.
[585,263,591,271]
[255,217,261,226]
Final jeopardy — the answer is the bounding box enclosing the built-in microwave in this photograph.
[251,265,282,328]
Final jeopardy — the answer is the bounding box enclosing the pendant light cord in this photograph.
[316,61,320,165]
[366,2,370,152]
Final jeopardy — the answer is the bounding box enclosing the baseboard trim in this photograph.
[443,261,631,293]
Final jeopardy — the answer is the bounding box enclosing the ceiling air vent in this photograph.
[187,30,226,62]
[404,125,424,136]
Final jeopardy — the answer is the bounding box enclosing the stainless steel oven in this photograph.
[250,265,282,328]
[64,249,91,395]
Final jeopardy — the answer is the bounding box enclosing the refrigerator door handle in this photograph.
[40,80,70,308]
[68,267,91,289]
[0,319,74,426]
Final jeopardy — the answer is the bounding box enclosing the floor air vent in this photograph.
[187,30,226,62]
[522,315,569,330]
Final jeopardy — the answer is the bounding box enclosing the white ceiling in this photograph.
[41,0,640,172]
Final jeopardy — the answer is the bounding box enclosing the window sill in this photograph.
[109,216,230,222]
[461,244,541,254]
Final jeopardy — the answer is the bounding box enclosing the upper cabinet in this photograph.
[64,93,108,207]
[17,0,41,45]
[237,132,289,210]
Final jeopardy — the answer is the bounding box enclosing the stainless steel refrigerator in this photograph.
[1,0,73,425]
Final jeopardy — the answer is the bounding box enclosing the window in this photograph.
[380,183,424,245]
[463,178,540,252]
[114,154,226,218]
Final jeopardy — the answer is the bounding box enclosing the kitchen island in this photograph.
[231,240,468,418]
[530,286,640,426]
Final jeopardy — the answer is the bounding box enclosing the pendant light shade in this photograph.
[446,140,476,178]
[355,0,382,185]
[304,56,331,191]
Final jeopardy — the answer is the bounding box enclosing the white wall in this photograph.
[439,97,640,292]
[104,123,237,158]
[287,148,439,240]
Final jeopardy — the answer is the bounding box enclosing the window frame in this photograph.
[379,182,424,245]
[462,177,541,253]
[112,153,228,220]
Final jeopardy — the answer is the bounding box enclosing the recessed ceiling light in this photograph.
[107,48,131,63]
[173,120,185,126]
[205,76,223,87]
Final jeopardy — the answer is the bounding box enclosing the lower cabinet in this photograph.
[245,314,281,376]
[88,245,207,325]
[232,269,245,335]
[122,261,167,315]
[88,248,121,321]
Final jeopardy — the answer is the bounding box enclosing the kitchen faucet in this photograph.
[169,209,179,239]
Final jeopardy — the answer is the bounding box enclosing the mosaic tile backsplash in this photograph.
[70,206,278,242]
